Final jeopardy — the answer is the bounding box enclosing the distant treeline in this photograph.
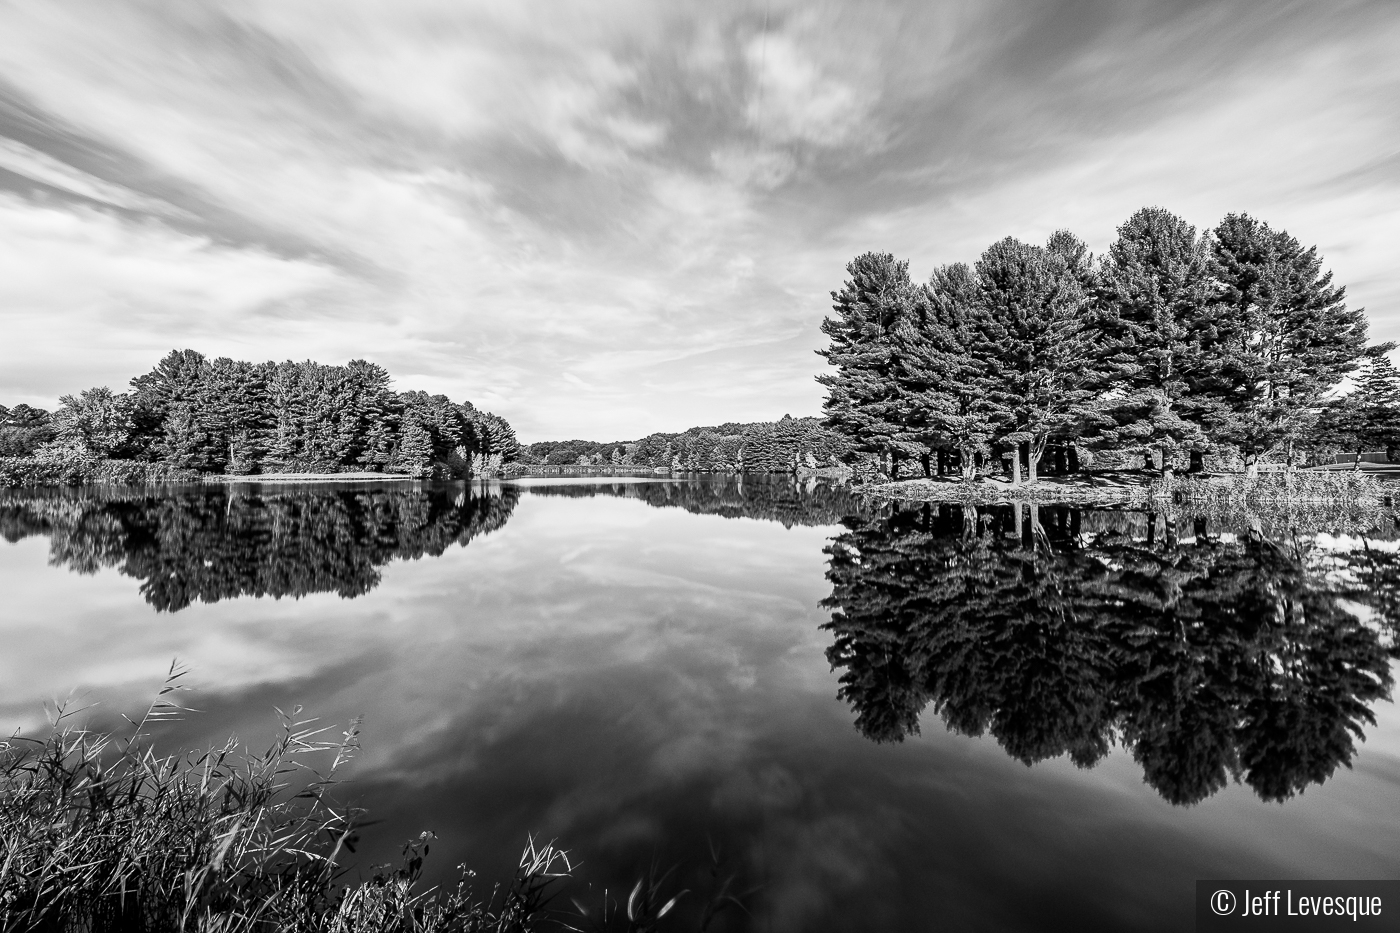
[0,485,518,610]
[823,500,1400,804]
[820,208,1400,481]
[1,349,521,485]
[520,415,850,473]
[523,475,870,528]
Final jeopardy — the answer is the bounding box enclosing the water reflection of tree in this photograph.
[0,485,517,611]
[822,503,1399,805]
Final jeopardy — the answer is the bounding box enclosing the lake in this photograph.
[2,477,1399,931]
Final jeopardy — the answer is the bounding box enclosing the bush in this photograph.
[0,454,201,489]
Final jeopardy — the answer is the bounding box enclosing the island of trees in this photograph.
[1,350,522,485]
[818,207,1400,484]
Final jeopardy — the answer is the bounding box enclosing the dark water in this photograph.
[3,478,1399,931]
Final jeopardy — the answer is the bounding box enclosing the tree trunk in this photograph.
[1027,445,1038,485]
[1353,448,1363,473]
[934,449,943,476]
[1244,450,1259,478]
[962,505,978,541]
[1159,446,1173,486]
[961,446,978,482]
[1144,450,1156,472]
[1013,502,1023,543]
[1165,512,1178,549]
[921,452,932,478]
[1068,446,1080,473]
[1193,517,1209,541]
[1189,450,1204,474]
[1008,451,1021,486]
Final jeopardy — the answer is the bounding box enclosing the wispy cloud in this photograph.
[0,0,1397,438]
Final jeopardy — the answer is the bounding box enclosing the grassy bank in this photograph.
[863,469,1387,507]
[0,676,730,933]
[0,456,201,489]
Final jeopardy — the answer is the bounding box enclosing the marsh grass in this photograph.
[1172,470,1385,506]
[0,668,573,932]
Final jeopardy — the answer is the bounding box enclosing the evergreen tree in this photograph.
[1089,208,1212,477]
[819,252,916,478]
[1315,356,1400,467]
[970,237,1100,483]
[1200,214,1370,473]
[893,263,996,479]
[52,387,133,458]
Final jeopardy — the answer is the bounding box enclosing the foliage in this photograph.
[817,253,914,471]
[0,405,57,458]
[1195,214,1372,468]
[0,454,201,489]
[4,351,523,485]
[819,208,1384,483]
[1085,207,1211,466]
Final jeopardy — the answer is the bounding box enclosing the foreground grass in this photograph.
[1,673,729,933]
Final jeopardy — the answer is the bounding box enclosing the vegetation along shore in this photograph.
[4,205,1397,505]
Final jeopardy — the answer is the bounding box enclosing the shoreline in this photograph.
[861,471,1389,506]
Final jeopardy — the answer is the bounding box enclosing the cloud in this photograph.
[0,0,1396,436]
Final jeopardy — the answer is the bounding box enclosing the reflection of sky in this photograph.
[4,490,1400,931]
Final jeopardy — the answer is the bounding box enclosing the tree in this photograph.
[1089,209,1212,478]
[52,387,133,458]
[970,237,1101,483]
[893,263,997,480]
[819,253,916,478]
[1314,356,1400,468]
[1198,214,1370,474]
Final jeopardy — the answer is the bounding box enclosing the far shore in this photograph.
[204,471,419,483]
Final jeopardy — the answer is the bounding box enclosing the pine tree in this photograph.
[818,252,916,478]
[1089,208,1212,478]
[892,263,996,479]
[1318,356,1400,467]
[1200,214,1370,473]
[970,237,1100,483]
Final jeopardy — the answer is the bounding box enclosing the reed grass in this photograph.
[1172,470,1385,506]
[0,668,572,932]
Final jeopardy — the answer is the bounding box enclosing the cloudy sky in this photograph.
[1,1,1397,441]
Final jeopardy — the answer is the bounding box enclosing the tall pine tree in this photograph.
[971,237,1100,483]
[819,253,916,478]
[1090,208,1211,478]
[893,263,996,480]
[1199,214,1370,473]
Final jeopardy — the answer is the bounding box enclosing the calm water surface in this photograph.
[3,478,1399,931]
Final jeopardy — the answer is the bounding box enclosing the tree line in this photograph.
[519,415,851,473]
[1,349,521,480]
[819,207,1397,482]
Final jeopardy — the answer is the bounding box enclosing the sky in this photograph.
[0,1,1398,441]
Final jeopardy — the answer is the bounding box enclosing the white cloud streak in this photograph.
[0,0,1396,437]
